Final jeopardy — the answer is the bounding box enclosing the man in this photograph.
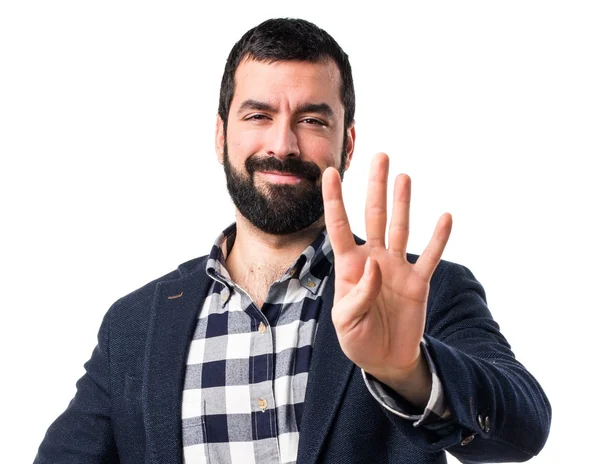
[35,18,551,464]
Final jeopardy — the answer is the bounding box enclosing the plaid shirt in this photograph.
[181,223,450,464]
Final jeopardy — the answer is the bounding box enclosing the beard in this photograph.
[223,139,347,235]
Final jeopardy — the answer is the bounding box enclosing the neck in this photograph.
[226,211,325,283]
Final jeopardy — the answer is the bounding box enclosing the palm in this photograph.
[322,153,452,376]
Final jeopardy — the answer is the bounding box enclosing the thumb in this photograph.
[332,257,382,333]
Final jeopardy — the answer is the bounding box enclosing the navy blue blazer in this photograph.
[35,254,551,463]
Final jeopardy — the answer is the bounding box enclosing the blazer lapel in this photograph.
[297,271,356,464]
[142,260,211,464]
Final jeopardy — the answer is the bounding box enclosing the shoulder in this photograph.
[106,255,209,328]
[406,253,480,289]
[352,234,480,295]
[86,255,209,373]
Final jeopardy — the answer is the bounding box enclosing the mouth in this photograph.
[256,170,307,184]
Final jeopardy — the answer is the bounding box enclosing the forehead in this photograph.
[231,58,343,111]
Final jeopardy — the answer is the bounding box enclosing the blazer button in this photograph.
[460,433,476,446]
[477,414,491,433]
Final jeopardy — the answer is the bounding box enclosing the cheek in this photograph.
[226,129,263,159]
[298,137,340,166]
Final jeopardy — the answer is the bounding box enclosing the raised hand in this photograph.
[322,153,452,403]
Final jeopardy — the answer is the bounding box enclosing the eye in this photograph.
[301,118,327,127]
[245,114,270,121]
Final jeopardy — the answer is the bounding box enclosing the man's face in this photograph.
[216,58,355,235]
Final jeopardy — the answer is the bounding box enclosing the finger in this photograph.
[415,213,453,279]
[365,153,389,249]
[332,257,382,333]
[323,166,355,256]
[388,174,411,257]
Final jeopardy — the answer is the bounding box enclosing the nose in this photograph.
[267,119,300,159]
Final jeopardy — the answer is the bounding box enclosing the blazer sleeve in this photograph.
[34,304,119,464]
[381,261,551,463]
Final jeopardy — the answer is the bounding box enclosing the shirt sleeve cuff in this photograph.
[362,338,453,428]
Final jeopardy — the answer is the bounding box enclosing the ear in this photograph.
[343,123,356,171]
[215,115,225,165]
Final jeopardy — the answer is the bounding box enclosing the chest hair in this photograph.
[234,265,289,310]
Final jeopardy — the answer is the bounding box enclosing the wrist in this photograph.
[366,351,432,409]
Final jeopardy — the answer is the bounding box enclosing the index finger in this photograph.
[322,167,355,256]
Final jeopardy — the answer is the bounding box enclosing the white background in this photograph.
[1,1,598,463]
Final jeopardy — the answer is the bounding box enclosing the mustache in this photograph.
[245,156,322,181]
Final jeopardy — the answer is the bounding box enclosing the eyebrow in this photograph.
[237,99,275,114]
[237,99,335,119]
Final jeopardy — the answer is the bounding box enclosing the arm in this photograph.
[378,261,551,462]
[34,306,119,464]
[322,153,550,462]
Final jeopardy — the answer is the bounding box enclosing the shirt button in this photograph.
[288,267,296,276]
[257,398,268,412]
[306,279,316,288]
[221,292,228,302]
[258,322,267,334]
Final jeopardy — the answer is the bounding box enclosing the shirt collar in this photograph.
[205,222,334,296]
